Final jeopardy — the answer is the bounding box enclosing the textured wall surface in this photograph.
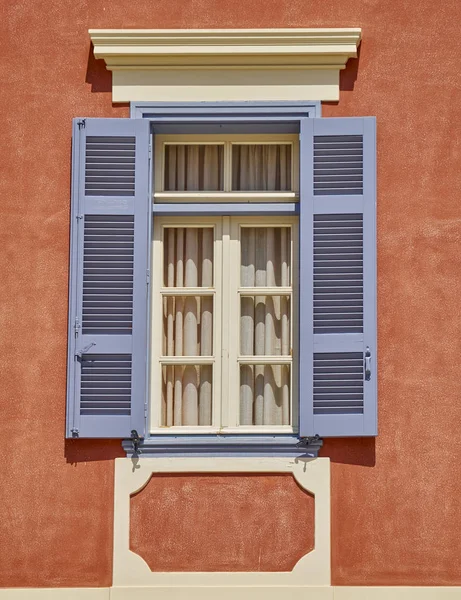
[130,474,314,572]
[1,0,461,588]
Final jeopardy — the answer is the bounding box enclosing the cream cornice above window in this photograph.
[89,28,361,103]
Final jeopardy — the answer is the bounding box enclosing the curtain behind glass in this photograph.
[164,145,224,191]
[232,144,292,191]
[161,227,214,426]
[240,227,291,426]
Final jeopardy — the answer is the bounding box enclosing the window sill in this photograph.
[121,434,322,458]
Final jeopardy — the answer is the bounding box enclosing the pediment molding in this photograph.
[89,28,361,102]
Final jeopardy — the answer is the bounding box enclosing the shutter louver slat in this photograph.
[67,118,150,439]
[82,215,134,335]
[85,136,136,196]
[314,214,363,334]
[313,352,364,415]
[300,117,377,438]
[80,354,132,415]
[314,135,364,195]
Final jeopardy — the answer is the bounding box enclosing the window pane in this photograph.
[163,296,213,356]
[240,227,291,287]
[164,145,224,191]
[162,365,212,426]
[240,364,290,426]
[240,296,290,356]
[164,227,214,287]
[232,144,292,191]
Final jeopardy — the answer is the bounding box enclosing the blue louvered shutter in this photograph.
[66,118,151,438]
[299,117,377,437]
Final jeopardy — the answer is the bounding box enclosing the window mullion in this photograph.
[220,216,231,427]
[224,141,232,192]
[227,217,241,429]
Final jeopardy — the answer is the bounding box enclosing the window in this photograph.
[151,216,298,433]
[153,134,299,201]
[151,135,299,433]
[66,104,377,452]
[150,133,299,433]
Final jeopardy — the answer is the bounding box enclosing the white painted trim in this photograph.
[113,456,330,587]
[154,192,298,203]
[150,215,298,434]
[1,588,461,600]
[154,133,299,194]
[0,591,110,599]
[150,216,223,431]
[89,28,361,63]
[334,590,461,599]
[88,28,361,102]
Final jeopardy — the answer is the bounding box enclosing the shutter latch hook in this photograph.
[75,342,96,359]
[297,434,321,448]
[364,347,372,381]
[130,430,143,455]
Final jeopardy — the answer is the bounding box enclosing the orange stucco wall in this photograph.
[2,0,461,588]
[130,474,314,572]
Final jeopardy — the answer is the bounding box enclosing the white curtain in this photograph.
[240,227,291,426]
[161,223,291,428]
[162,227,213,426]
[232,144,292,191]
[165,145,223,191]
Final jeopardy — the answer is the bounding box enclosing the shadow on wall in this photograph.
[65,439,125,464]
[323,44,361,107]
[340,44,360,92]
[320,437,376,467]
[85,43,130,110]
[86,44,112,93]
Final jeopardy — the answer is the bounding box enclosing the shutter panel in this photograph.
[299,117,377,437]
[66,118,151,438]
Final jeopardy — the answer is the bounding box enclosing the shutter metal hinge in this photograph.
[148,144,152,160]
[71,428,79,438]
[75,341,96,359]
[74,317,80,337]
[77,119,86,130]
[76,214,83,221]
[130,430,143,455]
[297,434,321,448]
[146,269,150,285]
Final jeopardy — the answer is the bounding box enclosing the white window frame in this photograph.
[150,213,298,435]
[154,133,300,203]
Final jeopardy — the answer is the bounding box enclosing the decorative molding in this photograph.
[89,29,361,67]
[2,586,461,599]
[88,29,361,102]
[113,457,330,587]
[0,591,109,599]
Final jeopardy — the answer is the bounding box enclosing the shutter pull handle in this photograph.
[76,342,96,359]
[364,347,371,381]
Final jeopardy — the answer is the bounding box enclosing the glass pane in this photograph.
[163,296,213,356]
[164,227,214,287]
[240,364,290,426]
[232,144,292,191]
[240,296,290,356]
[240,227,291,287]
[164,145,224,191]
[162,365,212,426]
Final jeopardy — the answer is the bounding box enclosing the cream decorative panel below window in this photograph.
[151,216,298,434]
